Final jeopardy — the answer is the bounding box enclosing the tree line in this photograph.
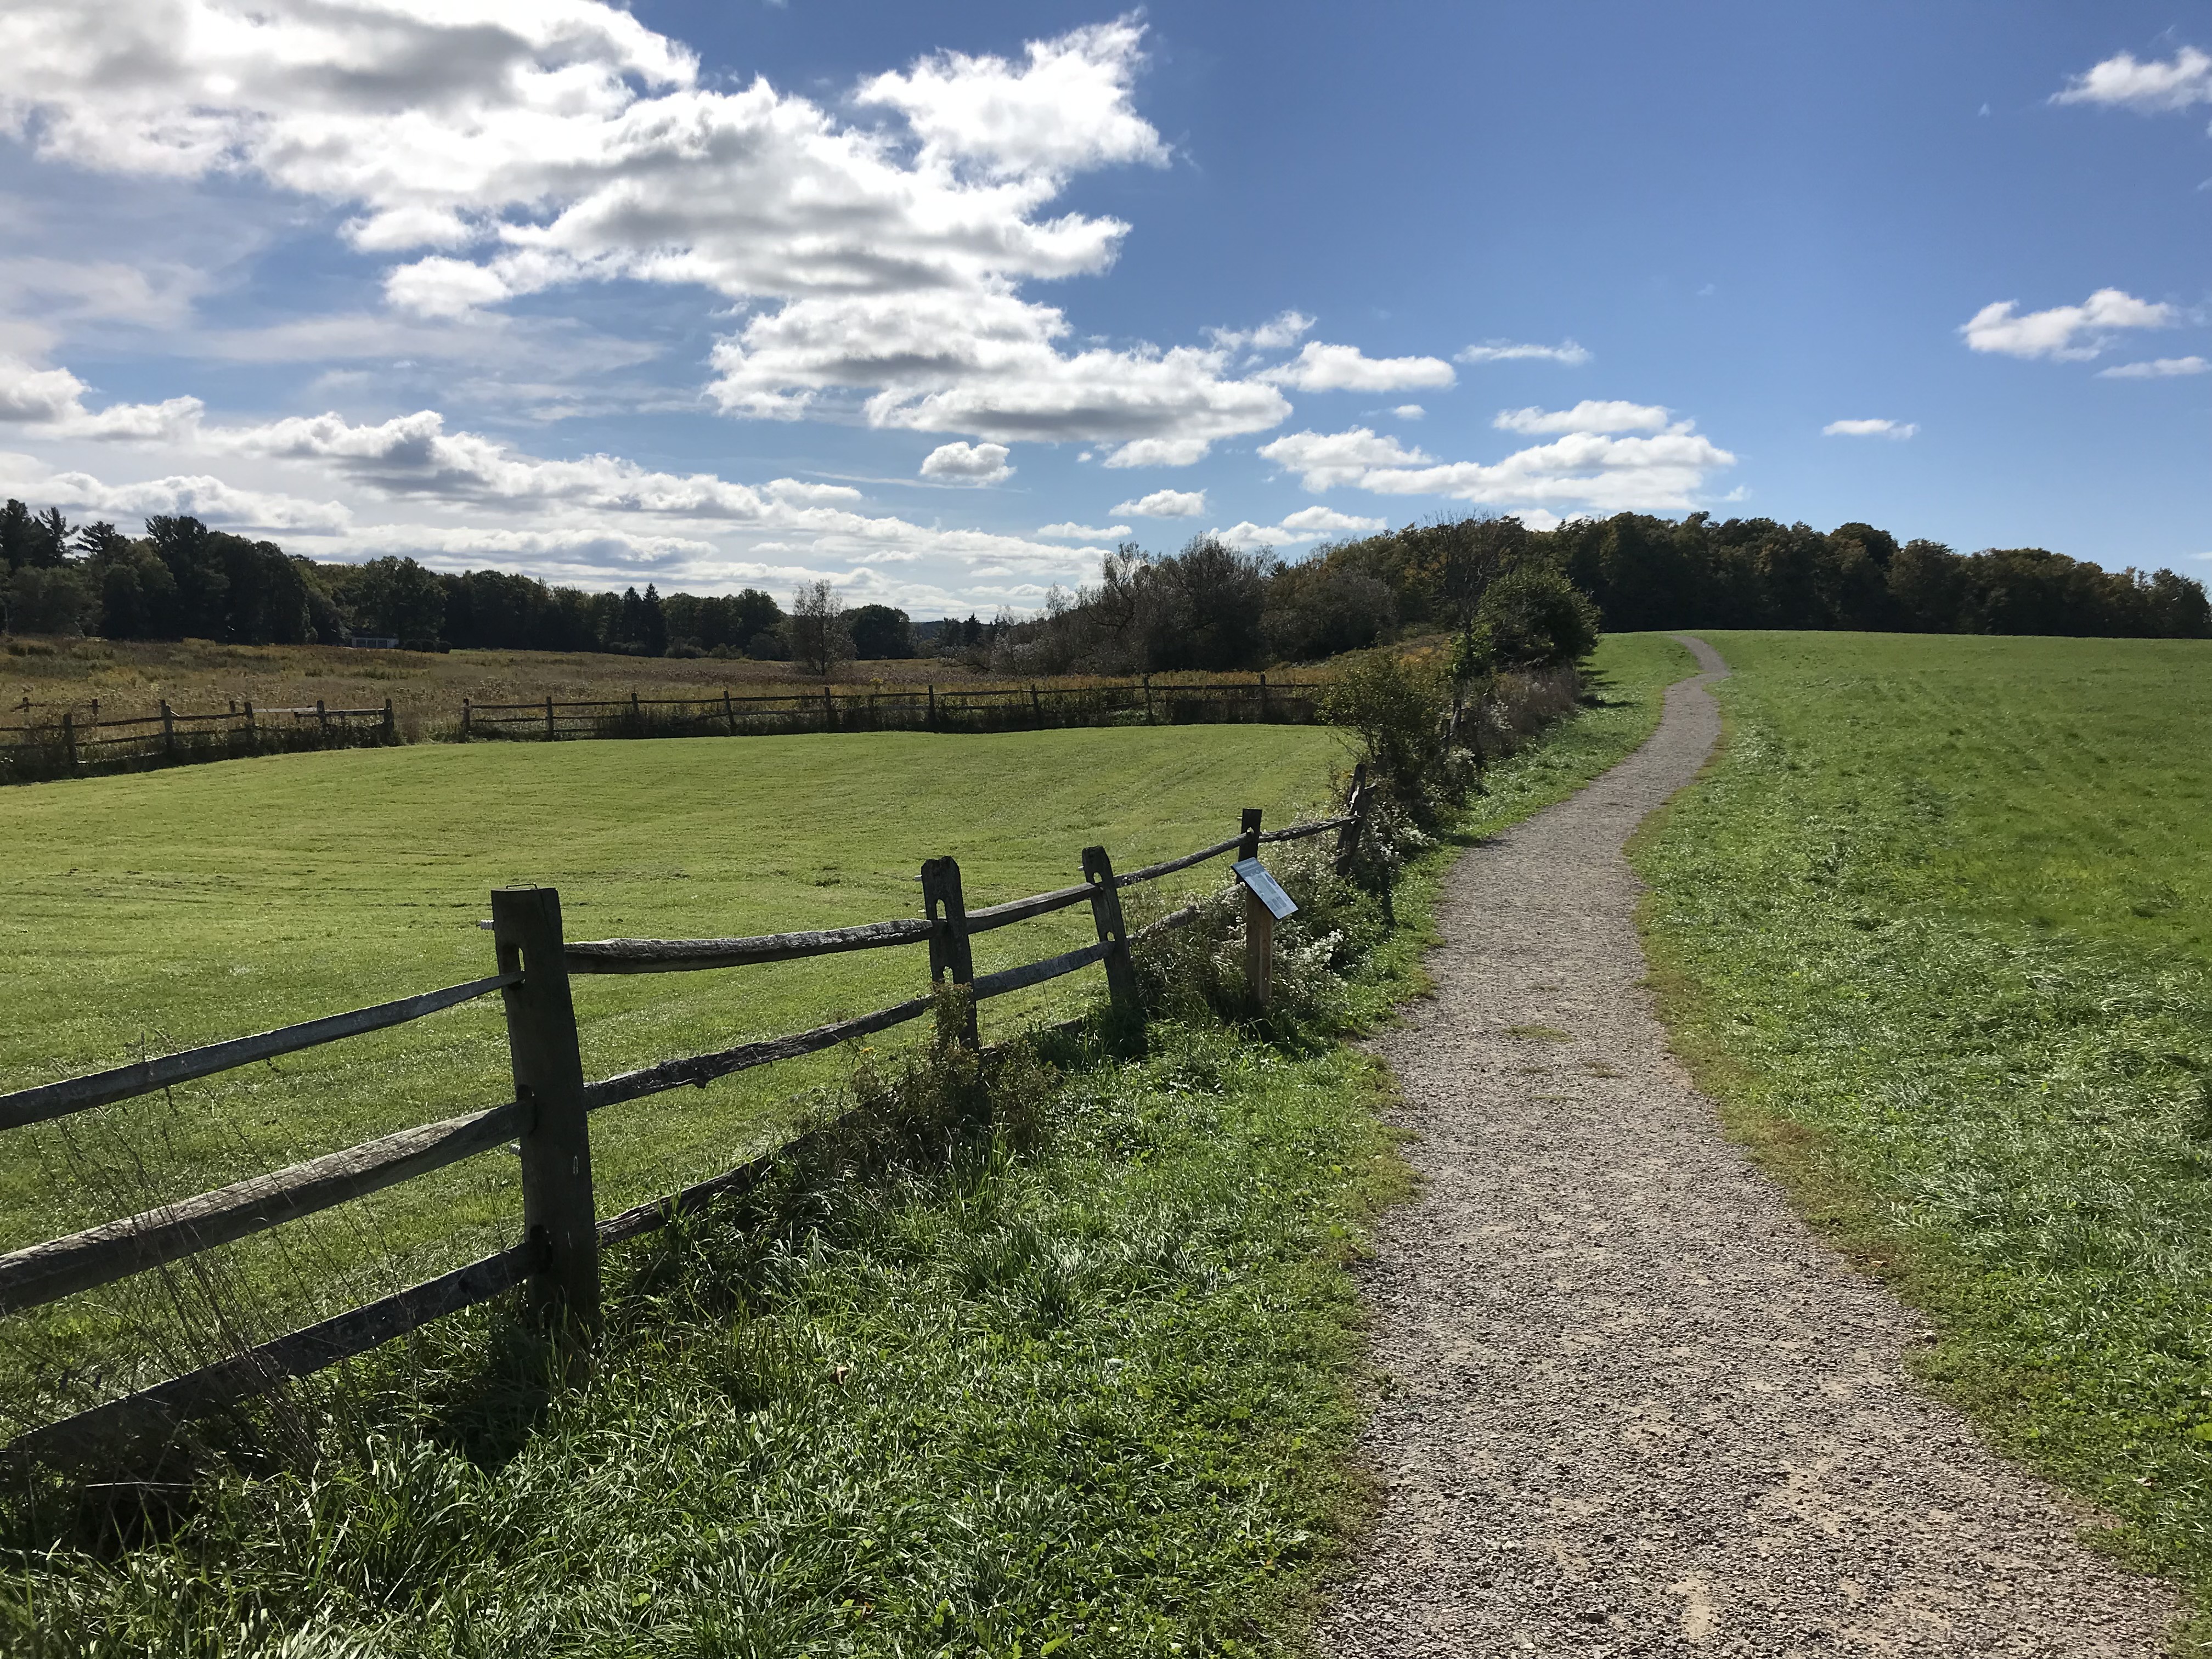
[0,504,945,661]
[5,498,2203,672]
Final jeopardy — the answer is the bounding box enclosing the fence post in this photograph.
[1258,673,1270,722]
[544,696,556,740]
[723,687,735,736]
[490,885,601,1353]
[160,699,176,758]
[382,697,394,740]
[630,690,641,731]
[1029,684,1043,726]
[243,699,256,753]
[315,698,328,737]
[1082,845,1143,1042]
[823,687,836,732]
[1142,674,1154,725]
[61,710,76,770]
[927,683,938,729]
[920,856,979,1048]
[1335,761,1369,877]
[1239,806,1272,1009]
[462,698,472,740]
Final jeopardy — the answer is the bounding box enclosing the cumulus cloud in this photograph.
[1258,341,1456,393]
[1209,311,1315,353]
[1961,288,2175,359]
[918,440,1012,483]
[2053,46,2212,114]
[0,355,204,439]
[1822,417,1918,438]
[1036,521,1130,539]
[0,453,351,532]
[1099,436,1217,469]
[1112,488,1205,517]
[0,8,1289,457]
[1256,422,1731,514]
[2097,356,2209,379]
[1256,426,1432,490]
[1457,339,1593,365]
[1205,505,1388,554]
[1493,400,1673,435]
[1392,404,1425,420]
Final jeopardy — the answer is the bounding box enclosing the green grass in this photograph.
[1633,630,2212,1624]
[0,630,1699,1658]
[0,727,1343,1406]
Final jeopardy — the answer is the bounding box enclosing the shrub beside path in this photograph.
[1324,636,2178,1655]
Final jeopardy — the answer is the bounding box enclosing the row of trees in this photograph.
[7,499,2203,669]
[0,504,942,662]
[986,511,2209,675]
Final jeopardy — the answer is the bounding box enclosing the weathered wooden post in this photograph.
[544,696,556,740]
[927,683,938,729]
[1335,761,1370,877]
[723,687,736,735]
[314,698,328,736]
[382,697,395,740]
[243,699,256,753]
[60,710,76,771]
[921,856,979,1048]
[490,885,601,1352]
[1142,674,1154,724]
[461,697,472,739]
[823,687,836,732]
[1239,807,1271,1007]
[1257,673,1270,721]
[630,690,641,731]
[1030,684,1043,725]
[1082,845,1142,1041]
[159,699,176,758]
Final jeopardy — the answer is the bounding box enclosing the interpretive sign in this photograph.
[1231,857,1297,920]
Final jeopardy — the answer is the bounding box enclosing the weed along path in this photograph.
[1325,637,2179,1656]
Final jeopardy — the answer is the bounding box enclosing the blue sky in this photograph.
[0,2,2203,616]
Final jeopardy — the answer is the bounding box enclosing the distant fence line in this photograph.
[0,698,396,784]
[0,772,1372,1471]
[462,674,1319,741]
[0,674,1322,785]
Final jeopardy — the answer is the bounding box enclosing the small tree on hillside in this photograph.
[788,580,854,678]
[1475,565,1600,668]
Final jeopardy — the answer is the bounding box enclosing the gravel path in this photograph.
[1323,636,2179,1656]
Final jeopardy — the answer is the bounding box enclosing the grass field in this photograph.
[1,634,1311,743]
[1634,631,2212,1627]
[0,724,1348,1408]
[1,631,1697,1657]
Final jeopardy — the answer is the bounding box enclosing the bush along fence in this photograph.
[0,771,1373,1472]
[0,697,398,784]
[459,674,1319,742]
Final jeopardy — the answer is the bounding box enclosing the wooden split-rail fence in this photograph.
[0,771,1373,1470]
[1,697,396,781]
[461,674,1319,742]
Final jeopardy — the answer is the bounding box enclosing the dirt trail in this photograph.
[1324,636,2178,1656]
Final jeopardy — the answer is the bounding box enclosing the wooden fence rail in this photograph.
[460,674,1321,743]
[0,765,1372,1468]
[0,697,396,783]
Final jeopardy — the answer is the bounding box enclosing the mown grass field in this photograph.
[1,632,1697,1658]
[1635,631,2212,1627]
[0,724,1346,1406]
[1,634,1311,742]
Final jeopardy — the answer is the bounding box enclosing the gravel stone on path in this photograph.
[1323,636,2179,1656]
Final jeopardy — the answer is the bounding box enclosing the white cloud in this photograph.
[855,20,1170,177]
[918,440,1012,484]
[1036,521,1130,539]
[1113,488,1205,517]
[1099,435,1217,469]
[1961,287,2175,359]
[2053,46,2212,114]
[1259,420,1733,514]
[2097,356,2210,379]
[1256,426,1432,490]
[1392,404,1425,420]
[1209,311,1315,353]
[1822,417,1918,439]
[1457,339,1592,365]
[0,8,1285,457]
[1493,400,1673,435]
[0,355,205,439]
[1259,341,1455,393]
[1206,505,1388,554]
[0,453,351,532]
